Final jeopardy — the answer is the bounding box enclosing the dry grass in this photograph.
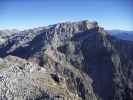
[0,63,7,70]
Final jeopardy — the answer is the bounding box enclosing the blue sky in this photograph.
[0,0,133,30]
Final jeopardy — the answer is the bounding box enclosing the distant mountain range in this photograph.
[107,30,133,41]
[0,20,133,100]
[0,29,19,44]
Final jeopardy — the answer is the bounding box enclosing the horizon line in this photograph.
[0,20,133,31]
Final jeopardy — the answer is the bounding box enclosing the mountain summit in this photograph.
[0,20,133,100]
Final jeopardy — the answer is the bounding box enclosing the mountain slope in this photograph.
[107,30,133,41]
[0,55,93,100]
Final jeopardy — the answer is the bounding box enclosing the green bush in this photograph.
[39,53,48,66]
[43,54,48,64]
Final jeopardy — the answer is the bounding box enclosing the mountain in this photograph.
[0,29,19,44]
[0,20,133,100]
[107,30,133,41]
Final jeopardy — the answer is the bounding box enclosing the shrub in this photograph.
[39,53,48,66]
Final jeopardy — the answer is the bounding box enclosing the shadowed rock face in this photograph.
[0,20,133,100]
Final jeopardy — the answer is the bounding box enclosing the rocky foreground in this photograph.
[0,20,133,100]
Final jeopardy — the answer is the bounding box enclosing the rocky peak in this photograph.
[53,20,98,33]
[0,20,100,57]
[81,20,98,29]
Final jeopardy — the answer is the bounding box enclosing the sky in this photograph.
[0,0,133,30]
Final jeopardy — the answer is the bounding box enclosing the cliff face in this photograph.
[0,20,133,100]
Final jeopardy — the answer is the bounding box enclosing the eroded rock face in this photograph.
[0,20,98,57]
